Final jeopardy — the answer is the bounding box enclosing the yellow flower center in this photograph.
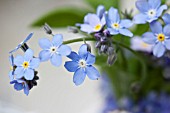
[94,24,102,31]
[23,61,29,69]
[10,66,13,71]
[79,59,86,68]
[112,23,119,29]
[157,34,165,42]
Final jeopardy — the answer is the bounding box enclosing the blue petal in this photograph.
[24,49,33,61]
[148,0,161,9]
[78,44,88,59]
[9,54,14,66]
[136,0,149,12]
[24,69,34,80]
[50,54,62,67]
[133,13,148,24]
[15,67,24,79]
[64,61,79,72]
[29,58,40,69]
[150,21,162,34]
[14,55,24,66]
[23,32,33,44]
[87,14,100,27]
[58,45,71,56]
[96,5,105,19]
[14,83,23,91]
[52,34,63,47]
[165,39,170,50]
[39,50,51,62]
[156,5,168,17]
[120,19,133,28]
[10,80,17,84]
[162,13,170,24]
[119,29,133,37]
[163,24,170,36]
[86,53,95,65]
[86,66,100,80]
[107,28,119,35]
[24,84,29,96]
[142,32,156,44]
[153,42,166,57]
[8,71,14,81]
[80,24,93,34]
[39,38,52,49]
[73,68,86,86]
[67,52,80,61]
[108,7,120,22]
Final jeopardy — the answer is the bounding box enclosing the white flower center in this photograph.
[78,59,86,68]
[50,46,57,53]
[148,9,156,17]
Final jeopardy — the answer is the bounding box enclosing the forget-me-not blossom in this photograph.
[14,49,40,80]
[133,0,167,24]
[106,7,133,37]
[64,44,100,86]
[10,79,30,95]
[39,34,71,67]
[9,32,33,54]
[142,21,170,57]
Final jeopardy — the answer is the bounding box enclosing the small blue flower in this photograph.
[39,34,71,66]
[14,49,40,80]
[162,13,170,25]
[106,7,133,37]
[142,21,170,57]
[9,54,15,81]
[10,79,29,95]
[64,44,100,86]
[134,0,167,24]
[9,32,33,54]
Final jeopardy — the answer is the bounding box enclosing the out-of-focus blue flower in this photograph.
[14,49,40,80]
[9,54,15,81]
[10,79,29,95]
[162,13,170,25]
[9,32,33,54]
[131,36,153,52]
[64,44,100,85]
[142,21,170,57]
[106,7,133,37]
[39,34,71,67]
[134,0,167,24]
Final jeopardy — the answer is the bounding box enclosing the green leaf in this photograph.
[84,0,119,10]
[31,7,91,28]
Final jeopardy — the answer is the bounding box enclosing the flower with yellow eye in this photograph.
[142,21,170,57]
[14,49,40,80]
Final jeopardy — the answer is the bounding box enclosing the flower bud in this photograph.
[67,26,79,33]
[95,41,101,48]
[43,23,52,35]
[85,43,91,53]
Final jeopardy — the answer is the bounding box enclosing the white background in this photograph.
[0,0,136,113]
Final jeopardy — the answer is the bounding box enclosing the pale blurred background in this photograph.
[0,0,136,113]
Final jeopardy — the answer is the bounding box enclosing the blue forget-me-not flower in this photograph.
[14,49,40,80]
[64,44,100,86]
[10,79,30,95]
[9,32,33,54]
[133,0,167,24]
[105,7,133,37]
[142,21,170,57]
[39,34,71,67]
[9,54,15,81]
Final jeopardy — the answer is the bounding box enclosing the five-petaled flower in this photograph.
[9,32,33,54]
[9,54,15,81]
[10,79,30,95]
[105,7,133,37]
[39,34,71,66]
[64,44,100,86]
[142,21,170,57]
[79,5,106,34]
[134,0,167,24]
[14,49,40,80]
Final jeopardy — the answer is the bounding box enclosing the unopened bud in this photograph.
[67,26,79,33]
[100,45,108,53]
[85,43,91,53]
[43,23,52,35]
[95,41,101,48]
[107,53,117,65]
